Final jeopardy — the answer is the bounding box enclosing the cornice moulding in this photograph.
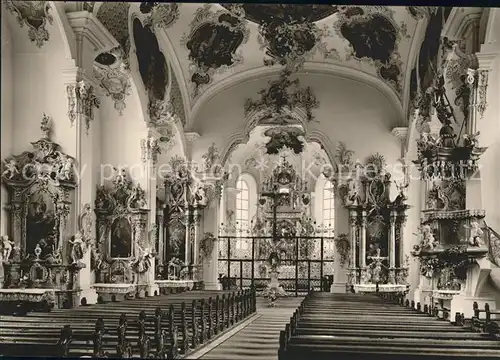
[66,11,118,53]
[442,7,483,40]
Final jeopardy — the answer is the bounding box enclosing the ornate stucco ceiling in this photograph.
[3,2,429,128]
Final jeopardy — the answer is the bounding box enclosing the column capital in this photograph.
[66,11,118,55]
[185,132,201,144]
[392,127,408,160]
[476,50,500,71]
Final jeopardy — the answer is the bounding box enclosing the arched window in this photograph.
[322,180,335,241]
[236,179,250,248]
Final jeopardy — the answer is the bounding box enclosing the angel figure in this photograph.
[68,232,85,264]
[194,184,207,206]
[0,236,14,262]
[464,221,484,247]
[420,225,437,250]
[2,159,19,180]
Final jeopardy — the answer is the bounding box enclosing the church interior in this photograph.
[1,2,500,359]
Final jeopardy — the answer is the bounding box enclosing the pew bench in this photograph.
[0,289,257,358]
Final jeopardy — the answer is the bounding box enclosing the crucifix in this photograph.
[259,184,289,243]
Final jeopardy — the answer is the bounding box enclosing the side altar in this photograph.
[336,153,410,294]
[0,115,84,312]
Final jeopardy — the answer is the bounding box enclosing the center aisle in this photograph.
[200,296,304,360]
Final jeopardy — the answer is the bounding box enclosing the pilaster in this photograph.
[391,127,409,161]
[60,11,117,305]
[184,132,201,161]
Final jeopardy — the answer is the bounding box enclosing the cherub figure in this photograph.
[68,232,85,264]
[2,159,19,180]
[59,154,73,181]
[0,236,14,261]
[464,221,484,247]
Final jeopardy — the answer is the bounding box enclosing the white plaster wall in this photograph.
[1,14,14,235]
[191,73,402,170]
[9,19,76,157]
[478,53,500,231]
[98,84,148,188]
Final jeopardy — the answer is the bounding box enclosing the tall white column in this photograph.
[62,11,117,306]
[388,210,397,284]
[349,209,357,284]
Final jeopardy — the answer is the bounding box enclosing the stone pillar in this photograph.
[388,210,397,284]
[157,210,165,266]
[62,11,117,306]
[184,132,200,269]
[202,187,222,290]
[349,209,357,284]
[391,127,409,163]
[359,211,367,283]
[140,134,161,296]
[331,188,349,293]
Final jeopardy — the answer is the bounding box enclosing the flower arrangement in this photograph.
[334,233,350,267]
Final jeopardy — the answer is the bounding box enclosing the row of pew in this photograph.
[0,289,257,358]
[278,291,500,360]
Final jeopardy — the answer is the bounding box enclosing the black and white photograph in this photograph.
[0,2,499,359]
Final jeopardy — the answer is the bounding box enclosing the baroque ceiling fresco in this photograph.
[3,2,443,128]
[168,4,421,109]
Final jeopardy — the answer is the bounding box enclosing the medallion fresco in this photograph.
[4,0,53,48]
[334,6,406,94]
[235,4,340,71]
[133,18,169,101]
[181,4,250,96]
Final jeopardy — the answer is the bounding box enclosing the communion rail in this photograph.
[0,289,257,358]
[277,290,500,359]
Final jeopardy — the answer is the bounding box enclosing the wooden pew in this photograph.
[278,291,500,360]
[471,302,500,335]
[0,289,257,358]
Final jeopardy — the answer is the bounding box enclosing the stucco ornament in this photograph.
[244,71,319,124]
[4,1,53,48]
[67,82,100,134]
[93,61,131,116]
[140,2,180,29]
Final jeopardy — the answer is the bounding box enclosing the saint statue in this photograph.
[0,236,14,262]
[69,232,85,264]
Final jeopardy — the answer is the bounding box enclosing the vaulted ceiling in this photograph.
[3,2,441,129]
